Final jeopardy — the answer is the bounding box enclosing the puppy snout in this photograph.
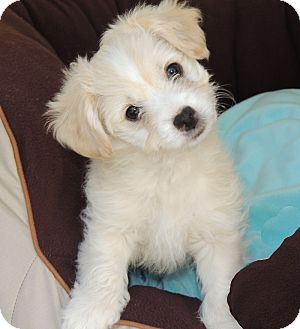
[173,106,198,132]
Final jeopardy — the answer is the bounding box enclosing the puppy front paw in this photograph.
[200,299,242,329]
[61,291,130,329]
[61,305,119,329]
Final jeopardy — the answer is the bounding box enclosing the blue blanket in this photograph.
[129,89,300,299]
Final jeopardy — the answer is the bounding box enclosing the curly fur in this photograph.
[46,1,246,328]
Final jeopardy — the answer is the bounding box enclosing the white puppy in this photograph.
[46,1,246,328]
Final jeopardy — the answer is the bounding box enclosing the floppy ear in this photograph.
[123,0,209,59]
[46,57,112,159]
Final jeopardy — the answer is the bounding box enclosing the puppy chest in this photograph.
[135,204,192,273]
[129,167,210,272]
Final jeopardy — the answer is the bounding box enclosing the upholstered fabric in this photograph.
[0,111,69,329]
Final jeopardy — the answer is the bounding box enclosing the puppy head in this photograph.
[46,0,216,158]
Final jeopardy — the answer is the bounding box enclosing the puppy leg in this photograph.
[61,228,134,329]
[191,231,244,329]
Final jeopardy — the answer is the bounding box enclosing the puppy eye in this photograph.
[126,105,141,121]
[166,63,183,79]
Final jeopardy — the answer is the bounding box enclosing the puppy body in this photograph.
[70,133,245,329]
[47,1,246,329]
[84,131,243,275]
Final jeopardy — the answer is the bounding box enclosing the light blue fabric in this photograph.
[129,89,300,300]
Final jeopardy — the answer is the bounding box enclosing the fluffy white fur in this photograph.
[46,1,246,329]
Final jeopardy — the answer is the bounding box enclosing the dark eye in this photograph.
[166,63,183,79]
[126,105,141,121]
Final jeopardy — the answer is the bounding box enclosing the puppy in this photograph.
[46,1,246,328]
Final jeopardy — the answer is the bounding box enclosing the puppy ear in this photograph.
[126,0,209,59]
[46,57,112,159]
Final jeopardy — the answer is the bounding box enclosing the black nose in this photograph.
[173,106,198,131]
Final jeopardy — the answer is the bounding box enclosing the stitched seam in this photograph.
[10,256,37,323]
[118,320,162,329]
[0,107,70,294]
